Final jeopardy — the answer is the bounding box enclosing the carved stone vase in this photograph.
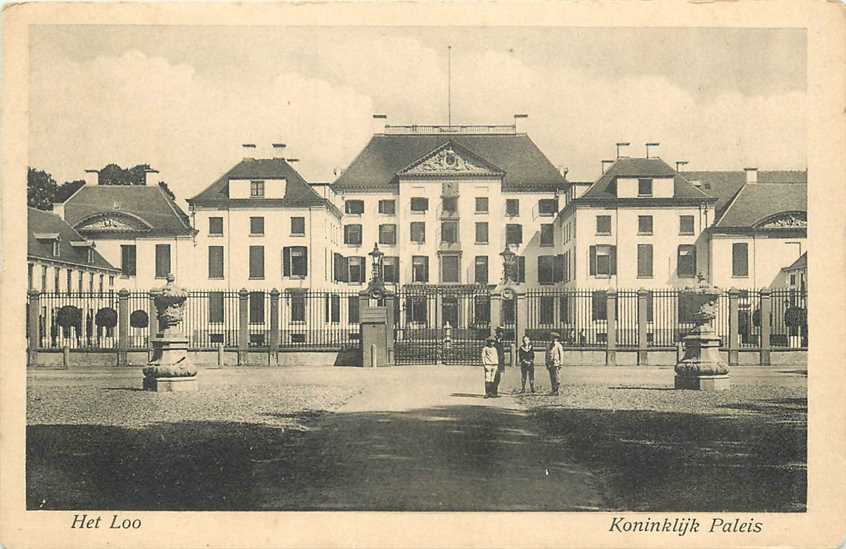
[674,276,730,391]
[142,274,198,392]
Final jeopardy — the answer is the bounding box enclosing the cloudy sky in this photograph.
[29,26,806,205]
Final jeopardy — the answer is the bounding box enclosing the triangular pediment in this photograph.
[74,212,153,234]
[398,142,504,177]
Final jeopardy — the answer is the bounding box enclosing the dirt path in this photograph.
[253,367,608,511]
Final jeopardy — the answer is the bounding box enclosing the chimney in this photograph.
[286,158,300,164]
[676,160,688,172]
[83,169,99,186]
[744,167,758,184]
[615,142,630,159]
[242,143,257,160]
[559,166,569,179]
[645,142,660,158]
[372,114,387,135]
[601,160,614,174]
[143,168,159,186]
[514,113,528,134]
[272,143,287,159]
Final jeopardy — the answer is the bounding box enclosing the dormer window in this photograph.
[87,248,95,264]
[52,240,61,257]
[638,178,653,196]
[250,180,265,198]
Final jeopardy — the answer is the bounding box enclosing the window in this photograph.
[155,244,171,278]
[638,215,653,235]
[441,221,458,244]
[291,217,305,235]
[406,296,428,324]
[290,292,305,322]
[249,217,264,235]
[410,197,429,212]
[412,256,429,283]
[596,215,612,235]
[283,246,308,277]
[475,256,489,284]
[538,198,558,216]
[515,256,526,283]
[589,245,617,277]
[250,180,265,198]
[51,240,60,257]
[410,222,426,243]
[345,200,364,215]
[506,224,523,245]
[208,292,224,323]
[379,224,397,245]
[209,217,223,235]
[348,296,360,324]
[732,242,749,277]
[677,245,697,278]
[249,246,264,279]
[638,178,653,196]
[87,248,95,264]
[637,244,653,278]
[475,197,489,213]
[120,245,136,276]
[506,199,520,217]
[540,296,555,324]
[325,294,341,323]
[208,246,224,278]
[333,253,348,282]
[538,256,557,285]
[540,224,555,246]
[383,256,399,284]
[679,215,695,235]
[442,197,458,213]
[344,224,362,245]
[592,291,607,321]
[378,200,396,215]
[441,255,460,283]
[348,256,365,283]
[475,222,489,244]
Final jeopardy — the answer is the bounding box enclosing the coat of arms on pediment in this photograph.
[75,212,153,234]
[399,142,504,177]
[755,212,807,230]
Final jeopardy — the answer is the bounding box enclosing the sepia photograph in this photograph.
[2,2,845,548]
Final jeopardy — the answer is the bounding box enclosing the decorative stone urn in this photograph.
[674,274,730,391]
[142,274,198,392]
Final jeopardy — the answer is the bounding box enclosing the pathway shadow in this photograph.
[449,392,486,398]
[607,386,675,391]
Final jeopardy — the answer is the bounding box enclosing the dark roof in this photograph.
[713,183,807,229]
[188,158,340,216]
[579,157,713,202]
[783,252,807,272]
[333,133,566,192]
[682,170,807,216]
[28,207,119,271]
[63,185,194,237]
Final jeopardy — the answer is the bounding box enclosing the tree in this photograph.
[27,167,59,210]
[98,163,151,185]
[55,179,85,202]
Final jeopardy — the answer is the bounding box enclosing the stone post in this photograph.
[117,288,129,367]
[269,289,280,361]
[148,291,157,358]
[515,288,528,347]
[759,288,771,366]
[238,288,249,365]
[728,288,740,366]
[606,290,617,366]
[489,292,502,337]
[384,293,396,365]
[28,290,40,365]
[637,289,649,365]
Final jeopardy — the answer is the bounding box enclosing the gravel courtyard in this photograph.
[27,364,806,511]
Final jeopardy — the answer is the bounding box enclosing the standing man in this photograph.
[546,332,564,396]
[492,326,506,396]
[481,337,499,398]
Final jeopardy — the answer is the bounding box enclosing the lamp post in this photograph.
[500,245,517,285]
[368,242,384,283]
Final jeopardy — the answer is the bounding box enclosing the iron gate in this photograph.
[393,285,515,365]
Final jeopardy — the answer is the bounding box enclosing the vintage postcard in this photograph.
[1,1,844,548]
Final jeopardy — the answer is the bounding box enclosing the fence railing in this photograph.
[27,289,363,353]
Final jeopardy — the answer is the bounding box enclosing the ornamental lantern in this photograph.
[500,245,517,284]
[368,242,384,282]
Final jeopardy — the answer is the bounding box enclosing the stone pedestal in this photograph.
[143,275,198,392]
[674,277,730,391]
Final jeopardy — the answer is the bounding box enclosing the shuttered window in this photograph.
[732,243,749,277]
[208,246,224,278]
[589,245,616,277]
[283,246,308,277]
[348,256,366,283]
[334,253,348,282]
[637,244,653,278]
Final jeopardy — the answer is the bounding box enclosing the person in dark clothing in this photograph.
[517,335,535,393]
[492,326,506,396]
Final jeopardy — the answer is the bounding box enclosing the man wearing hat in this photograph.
[546,332,565,396]
[492,326,506,396]
[481,337,499,398]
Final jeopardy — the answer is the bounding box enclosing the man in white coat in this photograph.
[481,337,499,398]
[546,332,565,396]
